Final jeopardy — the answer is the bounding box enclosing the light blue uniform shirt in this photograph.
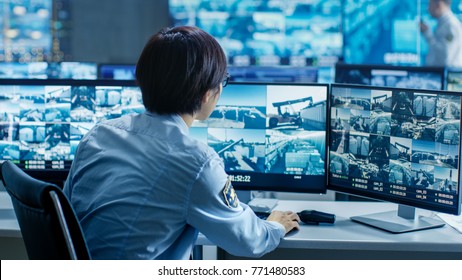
[64,112,285,259]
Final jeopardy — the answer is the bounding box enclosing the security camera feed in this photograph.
[191,83,328,192]
[335,64,445,90]
[343,0,462,66]
[98,64,136,80]
[446,68,462,91]
[0,80,143,171]
[0,62,97,79]
[169,0,342,66]
[228,66,318,83]
[47,62,98,79]
[328,84,461,214]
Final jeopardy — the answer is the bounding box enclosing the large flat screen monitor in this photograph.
[169,0,342,66]
[191,82,328,193]
[446,68,462,92]
[328,83,461,233]
[0,79,143,183]
[335,63,445,90]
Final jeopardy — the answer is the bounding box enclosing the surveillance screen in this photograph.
[335,64,444,90]
[190,83,328,192]
[0,62,98,79]
[447,68,462,92]
[328,84,461,214]
[0,81,143,171]
[98,64,136,80]
[169,0,342,66]
[228,66,318,83]
[0,62,49,79]
[47,62,98,79]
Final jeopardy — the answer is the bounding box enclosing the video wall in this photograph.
[169,0,342,66]
[0,0,72,63]
[2,0,462,67]
[170,0,462,67]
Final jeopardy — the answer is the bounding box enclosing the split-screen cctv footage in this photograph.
[0,82,144,169]
[329,84,460,213]
[190,83,327,192]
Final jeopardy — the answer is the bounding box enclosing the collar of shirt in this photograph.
[438,10,454,25]
[144,111,189,135]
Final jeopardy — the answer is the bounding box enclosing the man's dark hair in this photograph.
[136,26,227,115]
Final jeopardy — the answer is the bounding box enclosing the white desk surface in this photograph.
[197,200,462,253]
[2,192,462,253]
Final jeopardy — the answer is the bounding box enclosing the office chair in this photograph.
[0,161,91,260]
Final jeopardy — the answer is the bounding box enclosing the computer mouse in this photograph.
[298,210,336,225]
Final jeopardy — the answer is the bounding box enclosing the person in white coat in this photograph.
[420,0,462,67]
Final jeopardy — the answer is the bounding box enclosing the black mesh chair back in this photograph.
[0,161,90,260]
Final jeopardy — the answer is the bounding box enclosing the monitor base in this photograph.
[351,209,445,234]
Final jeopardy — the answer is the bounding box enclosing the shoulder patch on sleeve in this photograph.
[222,178,239,208]
[446,33,454,42]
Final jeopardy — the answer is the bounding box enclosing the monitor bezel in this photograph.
[327,83,462,215]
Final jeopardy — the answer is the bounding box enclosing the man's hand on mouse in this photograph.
[267,210,301,234]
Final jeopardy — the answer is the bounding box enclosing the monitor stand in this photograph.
[350,204,445,233]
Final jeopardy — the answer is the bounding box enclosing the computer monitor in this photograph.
[328,83,462,233]
[0,79,143,184]
[98,64,136,80]
[0,62,49,79]
[446,68,462,92]
[228,66,318,83]
[335,63,445,90]
[47,62,98,79]
[0,62,98,80]
[190,82,328,193]
[169,0,342,66]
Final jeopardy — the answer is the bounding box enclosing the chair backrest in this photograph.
[0,161,91,260]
